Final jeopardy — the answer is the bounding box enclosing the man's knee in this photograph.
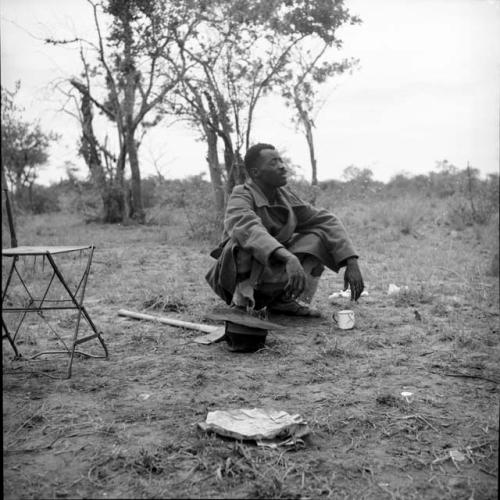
[299,254,325,277]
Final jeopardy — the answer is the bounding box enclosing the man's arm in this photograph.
[271,248,307,299]
[224,187,284,266]
[342,257,364,301]
[286,190,364,300]
[292,202,358,271]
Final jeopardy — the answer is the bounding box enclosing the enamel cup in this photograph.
[332,310,355,330]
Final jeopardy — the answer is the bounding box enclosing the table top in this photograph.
[2,245,93,256]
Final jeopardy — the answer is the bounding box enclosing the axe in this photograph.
[117,309,225,344]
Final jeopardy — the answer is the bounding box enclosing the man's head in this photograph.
[244,143,287,188]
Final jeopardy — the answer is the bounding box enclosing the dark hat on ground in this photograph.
[205,308,284,353]
[224,321,267,352]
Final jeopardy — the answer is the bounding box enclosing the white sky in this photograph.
[1,0,499,184]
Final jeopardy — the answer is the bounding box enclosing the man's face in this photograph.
[254,149,287,187]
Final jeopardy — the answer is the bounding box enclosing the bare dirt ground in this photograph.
[3,208,499,499]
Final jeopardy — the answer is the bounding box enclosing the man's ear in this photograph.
[251,167,260,178]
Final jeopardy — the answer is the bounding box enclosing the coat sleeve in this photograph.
[290,194,358,268]
[224,187,284,266]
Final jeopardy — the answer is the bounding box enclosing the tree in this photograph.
[50,0,191,222]
[1,83,57,211]
[164,0,288,211]
[280,53,357,204]
[342,165,373,183]
[165,0,359,212]
[428,159,460,197]
[277,1,360,204]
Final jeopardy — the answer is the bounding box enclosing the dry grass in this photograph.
[2,196,499,499]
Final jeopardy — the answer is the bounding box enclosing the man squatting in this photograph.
[206,143,364,316]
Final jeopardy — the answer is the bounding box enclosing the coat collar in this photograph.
[245,179,300,208]
[245,179,271,207]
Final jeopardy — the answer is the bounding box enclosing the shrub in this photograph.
[141,176,162,209]
[148,174,223,243]
[447,191,498,230]
[287,178,318,204]
[185,208,223,242]
[26,185,60,214]
[369,197,428,234]
[446,195,475,230]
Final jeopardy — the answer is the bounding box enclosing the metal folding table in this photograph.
[2,244,108,378]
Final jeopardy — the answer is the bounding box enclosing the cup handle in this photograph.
[332,313,337,324]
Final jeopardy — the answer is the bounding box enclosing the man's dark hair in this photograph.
[244,143,275,178]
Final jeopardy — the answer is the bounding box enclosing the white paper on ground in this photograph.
[328,290,368,302]
[449,449,466,462]
[198,408,310,445]
[387,284,409,295]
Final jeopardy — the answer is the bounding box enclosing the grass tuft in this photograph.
[142,293,188,312]
[393,285,435,307]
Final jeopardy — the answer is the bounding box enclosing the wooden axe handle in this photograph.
[118,309,220,334]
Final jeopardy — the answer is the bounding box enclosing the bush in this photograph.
[28,185,60,214]
[185,208,223,242]
[447,190,498,230]
[141,176,162,209]
[287,178,318,204]
[446,195,475,230]
[369,197,428,234]
[147,174,223,243]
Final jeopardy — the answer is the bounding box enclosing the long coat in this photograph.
[206,180,358,304]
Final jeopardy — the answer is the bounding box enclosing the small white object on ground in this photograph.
[387,284,409,295]
[400,391,413,402]
[333,289,351,299]
[449,449,466,462]
[138,393,152,400]
[328,290,368,302]
[198,408,310,446]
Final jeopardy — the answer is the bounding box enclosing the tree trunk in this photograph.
[115,148,130,224]
[206,128,225,215]
[72,79,128,223]
[223,147,246,197]
[304,118,319,206]
[220,123,241,196]
[28,182,33,212]
[122,12,142,224]
[224,147,236,196]
[234,150,246,185]
[126,129,144,222]
[295,96,319,205]
[1,164,17,247]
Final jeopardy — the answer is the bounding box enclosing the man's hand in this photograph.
[273,248,306,299]
[343,257,364,301]
[284,255,306,299]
